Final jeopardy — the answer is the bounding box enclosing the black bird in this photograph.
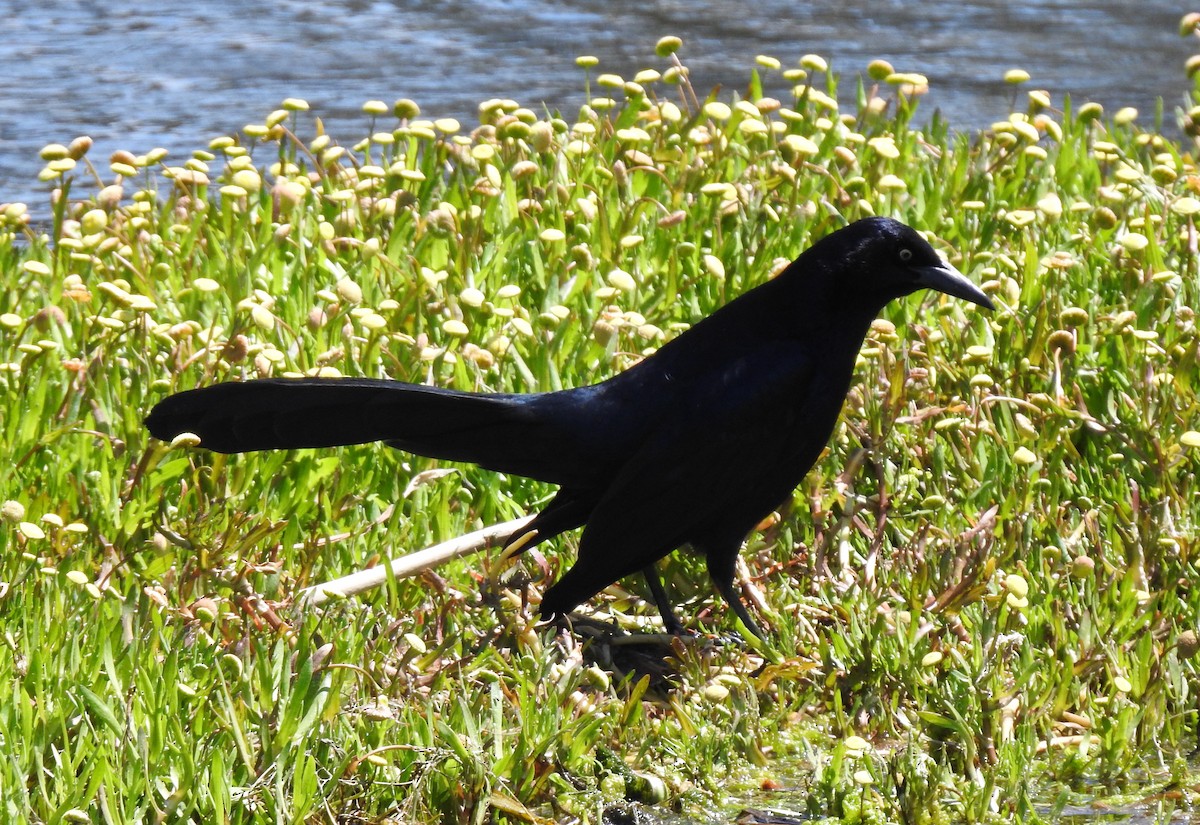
[146,217,994,637]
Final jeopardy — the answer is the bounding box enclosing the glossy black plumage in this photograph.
[146,217,994,636]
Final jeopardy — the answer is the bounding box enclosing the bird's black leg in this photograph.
[704,543,766,640]
[641,565,685,635]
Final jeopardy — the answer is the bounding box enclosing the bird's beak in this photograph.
[913,261,995,310]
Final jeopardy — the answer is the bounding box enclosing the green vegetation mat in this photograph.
[2,32,1199,824]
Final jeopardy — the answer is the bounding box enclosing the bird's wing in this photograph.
[541,341,832,613]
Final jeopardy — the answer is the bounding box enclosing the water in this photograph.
[0,0,1193,212]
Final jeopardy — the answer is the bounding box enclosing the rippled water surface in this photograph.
[0,0,1192,208]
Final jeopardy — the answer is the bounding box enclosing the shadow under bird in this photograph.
[146,217,995,637]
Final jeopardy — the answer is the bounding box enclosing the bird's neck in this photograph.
[775,271,888,350]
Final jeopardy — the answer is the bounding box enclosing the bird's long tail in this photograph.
[145,378,572,482]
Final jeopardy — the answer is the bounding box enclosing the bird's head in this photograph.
[816,217,995,312]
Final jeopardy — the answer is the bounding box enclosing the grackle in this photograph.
[146,217,994,637]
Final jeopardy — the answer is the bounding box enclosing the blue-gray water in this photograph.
[0,0,1193,211]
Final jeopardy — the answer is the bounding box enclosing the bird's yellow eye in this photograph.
[898,247,914,263]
